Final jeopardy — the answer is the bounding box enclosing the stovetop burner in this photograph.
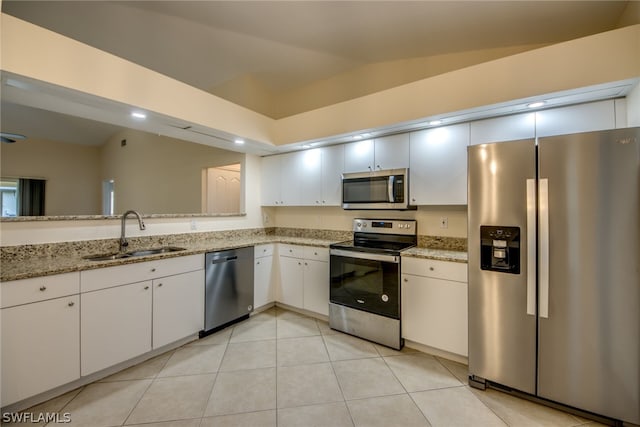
[330,218,417,255]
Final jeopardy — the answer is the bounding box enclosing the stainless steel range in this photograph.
[329,218,417,349]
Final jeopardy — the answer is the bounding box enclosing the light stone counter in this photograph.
[402,247,468,263]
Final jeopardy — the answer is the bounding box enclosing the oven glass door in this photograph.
[342,176,391,203]
[330,251,400,319]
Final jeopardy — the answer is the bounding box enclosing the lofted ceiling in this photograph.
[2,1,636,119]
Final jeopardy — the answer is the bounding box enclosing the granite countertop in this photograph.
[402,247,468,263]
[1,234,467,282]
[0,236,341,282]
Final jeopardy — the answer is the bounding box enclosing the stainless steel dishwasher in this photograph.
[201,246,254,336]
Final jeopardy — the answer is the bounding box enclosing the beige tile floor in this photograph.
[4,307,606,427]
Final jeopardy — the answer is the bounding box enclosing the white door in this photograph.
[280,152,303,205]
[153,270,204,349]
[321,144,344,206]
[206,165,241,214]
[303,260,329,316]
[277,256,304,308]
[261,156,282,206]
[409,123,469,205]
[374,133,410,170]
[299,148,323,206]
[254,255,275,308]
[81,281,152,376]
[344,139,374,173]
[1,296,80,406]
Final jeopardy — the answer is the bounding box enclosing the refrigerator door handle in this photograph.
[539,178,550,319]
[526,179,537,316]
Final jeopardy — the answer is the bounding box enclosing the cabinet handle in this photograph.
[429,267,434,271]
[412,198,416,202]
[289,249,293,253]
[304,262,308,266]
[316,200,319,204]
[257,261,261,265]
[144,286,149,290]
[368,166,372,170]
[298,262,302,265]
[39,286,46,291]
[322,200,326,204]
[68,301,75,307]
[158,283,163,287]
[314,252,318,255]
[404,278,408,282]
[376,165,381,169]
[151,268,156,272]
[263,249,267,253]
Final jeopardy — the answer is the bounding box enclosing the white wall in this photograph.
[0,154,267,246]
[627,80,640,126]
[270,206,467,238]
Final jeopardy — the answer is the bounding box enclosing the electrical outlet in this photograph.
[190,219,197,230]
[263,212,270,225]
[440,217,448,229]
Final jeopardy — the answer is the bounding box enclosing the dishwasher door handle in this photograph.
[210,255,238,264]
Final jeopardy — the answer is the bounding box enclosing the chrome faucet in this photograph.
[120,210,146,252]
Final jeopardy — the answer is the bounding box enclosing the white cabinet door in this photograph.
[469,112,535,145]
[81,281,152,376]
[344,139,374,173]
[536,100,616,137]
[277,256,304,308]
[402,274,468,356]
[373,133,410,170]
[299,148,323,206]
[1,295,80,406]
[261,155,281,206]
[280,151,303,205]
[153,269,204,349]
[303,259,329,316]
[254,255,275,308]
[410,123,469,205]
[321,144,344,206]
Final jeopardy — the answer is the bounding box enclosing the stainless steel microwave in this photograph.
[342,168,415,210]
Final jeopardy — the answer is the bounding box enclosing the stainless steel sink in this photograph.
[83,246,186,261]
[126,246,186,257]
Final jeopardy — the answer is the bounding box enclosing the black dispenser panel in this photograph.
[480,226,520,274]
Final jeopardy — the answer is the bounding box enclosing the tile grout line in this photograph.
[321,332,356,427]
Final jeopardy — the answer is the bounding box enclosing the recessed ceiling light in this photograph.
[131,112,147,119]
[429,120,442,126]
[234,139,245,144]
[527,101,546,109]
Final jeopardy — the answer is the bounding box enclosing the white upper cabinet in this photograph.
[299,148,323,206]
[470,113,536,146]
[320,144,345,206]
[261,155,282,206]
[409,123,469,205]
[344,139,374,173]
[280,152,303,205]
[344,135,410,173]
[535,100,616,137]
[373,134,410,170]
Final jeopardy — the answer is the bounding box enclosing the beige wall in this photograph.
[0,138,101,215]
[269,206,467,238]
[100,129,245,214]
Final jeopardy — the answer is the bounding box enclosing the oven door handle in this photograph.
[330,249,400,263]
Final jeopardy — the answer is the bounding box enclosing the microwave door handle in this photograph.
[388,176,395,202]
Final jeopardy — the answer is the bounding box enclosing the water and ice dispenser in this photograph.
[480,226,520,274]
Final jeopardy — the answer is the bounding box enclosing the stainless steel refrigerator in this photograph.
[467,127,639,425]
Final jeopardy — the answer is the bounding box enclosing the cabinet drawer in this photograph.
[255,244,274,258]
[402,257,467,282]
[1,272,80,308]
[303,246,329,262]
[279,244,304,259]
[81,254,203,293]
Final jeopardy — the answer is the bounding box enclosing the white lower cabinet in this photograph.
[152,269,204,349]
[278,255,304,308]
[80,254,204,376]
[254,244,276,309]
[1,294,80,407]
[81,281,153,376]
[401,257,468,356]
[276,244,329,315]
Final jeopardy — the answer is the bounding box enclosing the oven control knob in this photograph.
[356,222,362,227]
[381,294,389,302]
[362,223,367,228]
